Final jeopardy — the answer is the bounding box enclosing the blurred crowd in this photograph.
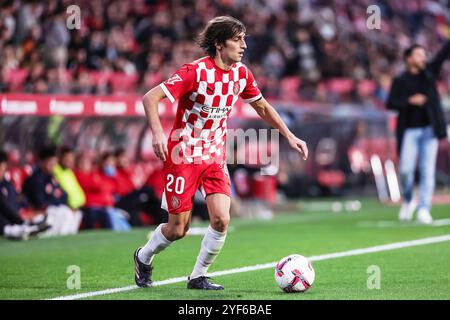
[0,143,275,239]
[0,145,171,239]
[1,0,450,107]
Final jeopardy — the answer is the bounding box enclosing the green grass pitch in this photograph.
[1,199,449,300]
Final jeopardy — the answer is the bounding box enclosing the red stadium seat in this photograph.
[251,175,277,204]
[357,80,376,97]
[109,73,138,94]
[89,71,111,86]
[317,169,345,188]
[8,69,29,92]
[327,78,354,94]
[280,76,301,101]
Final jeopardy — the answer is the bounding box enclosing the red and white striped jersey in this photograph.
[160,56,262,164]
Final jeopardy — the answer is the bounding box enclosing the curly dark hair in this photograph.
[195,16,246,57]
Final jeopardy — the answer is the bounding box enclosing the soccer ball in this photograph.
[274,254,315,293]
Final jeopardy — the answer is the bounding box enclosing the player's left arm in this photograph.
[250,97,308,160]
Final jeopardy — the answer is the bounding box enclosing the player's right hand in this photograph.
[288,135,308,161]
[152,133,168,161]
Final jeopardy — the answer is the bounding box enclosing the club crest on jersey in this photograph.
[171,196,181,209]
[233,82,240,95]
[166,74,182,85]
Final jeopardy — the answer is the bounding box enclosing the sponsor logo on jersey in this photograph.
[201,106,231,116]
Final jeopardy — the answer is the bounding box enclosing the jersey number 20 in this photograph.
[166,174,185,194]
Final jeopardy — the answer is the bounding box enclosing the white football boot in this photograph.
[398,200,416,222]
[416,208,433,225]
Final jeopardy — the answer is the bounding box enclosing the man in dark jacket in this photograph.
[0,150,49,240]
[23,146,69,210]
[23,145,81,235]
[387,41,449,224]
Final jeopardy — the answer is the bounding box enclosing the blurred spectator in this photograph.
[22,145,81,236]
[43,3,70,68]
[1,150,49,240]
[71,69,95,94]
[0,1,16,45]
[0,0,448,104]
[53,146,86,210]
[114,148,166,226]
[74,151,114,229]
[114,148,136,197]
[23,62,46,92]
[47,67,70,94]
[0,66,10,92]
[75,151,130,230]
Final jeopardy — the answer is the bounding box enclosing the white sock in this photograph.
[138,223,172,265]
[190,225,227,280]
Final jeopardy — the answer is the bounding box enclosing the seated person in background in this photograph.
[53,146,86,210]
[75,152,129,231]
[143,163,168,225]
[22,145,81,236]
[0,150,49,240]
[74,152,114,229]
[113,148,136,197]
[114,148,166,226]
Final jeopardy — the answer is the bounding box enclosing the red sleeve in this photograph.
[240,67,262,103]
[159,64,196,103]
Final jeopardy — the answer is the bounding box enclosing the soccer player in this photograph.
[134,16,308,290]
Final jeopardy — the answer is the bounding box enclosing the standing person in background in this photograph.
[387,41,450,224]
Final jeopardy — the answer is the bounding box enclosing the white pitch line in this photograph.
[357,218,450,228]
[48,234,450,300]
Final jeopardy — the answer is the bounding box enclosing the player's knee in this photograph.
[211,215,229,233]
[165,225,187,241]
[184,223,190,235]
